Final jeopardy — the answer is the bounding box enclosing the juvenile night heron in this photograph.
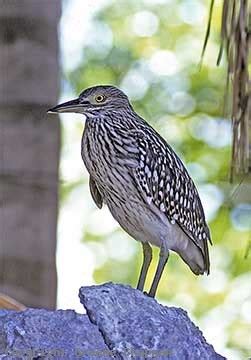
[48,85,211,298]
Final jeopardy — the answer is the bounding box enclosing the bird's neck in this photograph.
[85,108,145,131]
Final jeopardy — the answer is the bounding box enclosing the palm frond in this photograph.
[202,0,251,181]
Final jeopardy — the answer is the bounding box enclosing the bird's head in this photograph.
[48,85,131,117]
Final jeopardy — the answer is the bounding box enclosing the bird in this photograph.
[48,85,211,298]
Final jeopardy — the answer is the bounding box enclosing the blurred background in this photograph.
[0,0,250,359]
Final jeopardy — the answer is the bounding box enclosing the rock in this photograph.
[0,308,108,359]
[0,283,225,360]
[79,283,224,360]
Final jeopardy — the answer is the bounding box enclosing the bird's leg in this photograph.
[137,242,153,292]
[148,245,169,298]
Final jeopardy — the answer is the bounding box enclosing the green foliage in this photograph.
[61,0,251,358]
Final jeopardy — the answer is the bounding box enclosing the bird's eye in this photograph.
[95,94,105,103]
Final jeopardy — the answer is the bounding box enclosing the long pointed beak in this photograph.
[47,98,82,114]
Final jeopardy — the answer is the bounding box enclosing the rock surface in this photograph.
[0,308,108,359]
[0,283,225,359]
[79,283,225,360]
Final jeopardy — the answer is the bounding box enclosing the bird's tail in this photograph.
[177,240,210,275]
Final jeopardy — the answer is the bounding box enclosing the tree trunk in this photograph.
[0,0,61,309]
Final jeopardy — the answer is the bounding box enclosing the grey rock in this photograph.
[79,283,225,360]
[0,308,108,359]
[0,283,225,360]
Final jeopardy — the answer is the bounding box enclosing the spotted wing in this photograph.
[89,176,103,209]
[131,128,211,271]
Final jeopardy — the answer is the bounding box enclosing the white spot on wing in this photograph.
[146,196,152,205]
[160,203,165,212]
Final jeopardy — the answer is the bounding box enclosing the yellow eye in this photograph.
[95,94,105,103]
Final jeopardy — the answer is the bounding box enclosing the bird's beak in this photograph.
[47,98,83,114]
